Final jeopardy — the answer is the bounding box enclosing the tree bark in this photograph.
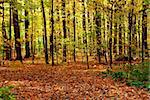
[2,1,9,60]
[62,0,67,62]
[95,2,101,64]
[41,0,49,64]
[50,0,54,65]
[109,8,113,68]
[9,0,12,60]
[142,3,148,62]
[128,12,132,64]
[12,0,22,61]
[73,0,76,62]
[82,0,89,68]
[25,0,30,58]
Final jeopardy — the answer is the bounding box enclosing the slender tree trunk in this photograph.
[128,12,132,64]
[82,0,89,68]
[41,0,49,64]
[123,16,126,55]
[25,0,30,58]
[9,0,12,60]
[131,0,136,57]
[114,22,117,55]
[95,3,101,64]
[67,10,71,61]
[132,2,137,56]
[87,11,92,56]
[103,10,107,64]
[31,10,34,64]
[12,0,22,62]
[50,0,54,66]
[73,0,76,62]
[62,0,67,62]
[138,14,141,57]
[119,16,122,55]
[2,1,9,60]
[142,3,148,62]
[118,4,123,55]
[109,8,113,68]
[133,14,137,56]
[56,3,60,64]
[113,5,117,55]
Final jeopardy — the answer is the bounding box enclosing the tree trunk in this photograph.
[12,0,22,62]
[113,4,117,55]
[2,0,9,60]
[119,16,122,55]
[9,0,12,60]
[132,0,137,56]
[142,3,148,62]
[138,14,141,57]
[109,8,113,68]
[62,0,67,62]
[95,2,101,64]
[82,0,89,68]
[128,12,132,64]
[50,0,54,66]
[25,0,30,58]
[41,0,49,64]
[73,0,76,62]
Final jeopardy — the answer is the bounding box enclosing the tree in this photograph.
[73,0,76,62]
[82,0,89,68]
[2,0,9,60]
[50,0,54,65]
[109,1,113,68]
[12,0,22,62]
[95,2,101,63]
[41,0,49,64]
[25,0,30,58]
[128,7,133,64]
[118,3,122,55]
[113,3,117,55]
[142,1,148,62]
[62,0,67,62]
[9,0,12,60]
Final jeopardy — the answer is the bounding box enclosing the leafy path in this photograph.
[0,63,149,99]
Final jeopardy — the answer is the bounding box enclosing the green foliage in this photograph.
[144,0,150,5]
[100,69,113,78]
[0,86,15,100]
[127,80,144,88]
[101,62,150,89]
[101,70,127,80]
[129,69,148,81]
[111,72,127,80]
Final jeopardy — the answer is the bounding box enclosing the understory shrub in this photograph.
[101,62,150,89]
[0,86,15,100]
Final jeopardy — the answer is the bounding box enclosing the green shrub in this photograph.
[111,72,127,80]
[101,69,113,78]
[127,80,144,87]
[101,62,150,89]
[129,69,148,81]
[0,86,15,100]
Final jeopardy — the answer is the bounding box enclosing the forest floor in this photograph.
[0,59,149,100]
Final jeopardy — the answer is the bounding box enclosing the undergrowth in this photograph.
[0,86,15,100]
[100,62,150,89]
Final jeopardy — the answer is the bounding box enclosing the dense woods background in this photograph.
[0,0,149,67]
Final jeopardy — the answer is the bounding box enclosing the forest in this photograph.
[0,0,149,99]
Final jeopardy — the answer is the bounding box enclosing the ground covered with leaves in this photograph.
[0,61,149,100]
